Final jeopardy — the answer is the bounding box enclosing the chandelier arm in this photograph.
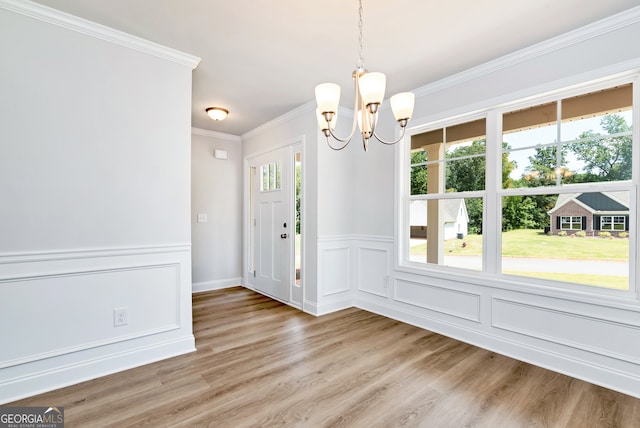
[372,125,407,145]
[369,107,378,136]
[323,68,363,145]
[327,127,353,144]
[350,69,363,136]
[326,136,351,151]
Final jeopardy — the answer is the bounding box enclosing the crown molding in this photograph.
[191,127,241,142]
[0,0,201,69]
[242,100,317,141]
[413,6,640,98]
[242,101,356,141]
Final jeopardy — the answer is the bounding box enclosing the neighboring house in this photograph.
[548,191,629,236]
[410,199,469,240]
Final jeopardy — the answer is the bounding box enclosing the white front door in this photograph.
[252,147,291,301]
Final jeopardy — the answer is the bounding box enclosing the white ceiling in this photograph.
[32,0,640,136]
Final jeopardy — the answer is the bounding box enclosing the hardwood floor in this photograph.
[11,287,640,427]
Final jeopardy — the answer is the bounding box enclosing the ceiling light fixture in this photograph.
[206,107,229,121]
[314,0,415,151]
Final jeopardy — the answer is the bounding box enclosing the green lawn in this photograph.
[410,229,629,289]
[411,229,628,261]
[501,229,628,260]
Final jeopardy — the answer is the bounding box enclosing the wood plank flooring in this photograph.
[11,287,640,427]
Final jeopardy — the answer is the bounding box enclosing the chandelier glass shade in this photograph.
[314,0,415,151]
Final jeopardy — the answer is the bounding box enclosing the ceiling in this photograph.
[32,0,640,136]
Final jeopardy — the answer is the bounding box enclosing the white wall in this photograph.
[191,129,243,292]
[0,1,199,403]
[347,8,640,398]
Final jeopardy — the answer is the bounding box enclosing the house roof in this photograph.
[409,199,467,226]
[575,192,628,211]
[549,191,629,215]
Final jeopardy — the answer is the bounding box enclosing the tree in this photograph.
[410,140,517,234]
[410,151,428,195]
[501,194,556,231]
[502,196,537,231]
[523,145,572,187]
[446,140,516,192]
[446,140,485,192]
[569,114,632,182]
[446,140,516,234]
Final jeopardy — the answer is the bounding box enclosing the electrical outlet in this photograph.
[113,307,128,327]
[197,213,208,223]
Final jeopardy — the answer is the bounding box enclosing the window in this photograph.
[408,118,486,271]
[560,216,582,230]
[403,77,635,293]
[294,151,302,286]
[601,215,626,231]
[260,161,281,192]
[503,84,633,188]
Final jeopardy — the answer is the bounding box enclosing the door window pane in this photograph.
[294,152,302,287]
[260,162,282,192]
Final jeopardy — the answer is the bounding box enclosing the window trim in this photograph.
[601,215,626,231]
[560,216,583,230]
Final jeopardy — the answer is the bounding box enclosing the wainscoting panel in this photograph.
[319,245,351,296]
[314,237,354,316]
[357,246,390,298]
[0,245,194,404]
[492,298,640,365]
[394,277,481,323]
[1,264,180,368]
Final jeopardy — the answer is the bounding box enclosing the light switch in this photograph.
[197,213,208,223]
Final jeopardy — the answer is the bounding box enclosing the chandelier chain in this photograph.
[358,0,364,67]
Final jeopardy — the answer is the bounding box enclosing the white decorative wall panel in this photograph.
[0,263,180,368]
[394,277,481,323]
[0,245,193,404]
[492,298,640,365]
[357,247,390,298]
[320,246,351,296]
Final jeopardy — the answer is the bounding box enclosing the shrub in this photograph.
[557,231,567,237]
[619,232,629,238]
[598,231,611,239]
[575,231,586,238]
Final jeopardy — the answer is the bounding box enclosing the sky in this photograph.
[503,110,633,179]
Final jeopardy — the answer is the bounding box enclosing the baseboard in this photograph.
[192,277,242,293]
[304,296,353,316]
[302,299,319,316]
[354,295,640,399]
[0,335,195,405]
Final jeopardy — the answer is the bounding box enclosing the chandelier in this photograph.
[314,0,415,151]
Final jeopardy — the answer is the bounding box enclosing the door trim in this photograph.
[243,135,306,311]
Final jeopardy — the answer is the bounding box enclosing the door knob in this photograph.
[281,233,288,239]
